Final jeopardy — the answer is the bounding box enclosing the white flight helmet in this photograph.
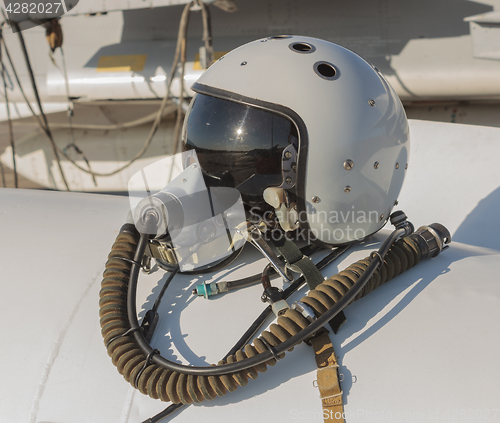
[182,35,409,245]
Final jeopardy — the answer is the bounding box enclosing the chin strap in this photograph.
[271,235,347,333]
[311,330,345,423]
[272,235,346,422]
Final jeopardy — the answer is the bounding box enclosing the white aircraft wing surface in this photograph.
[1,119,500,423]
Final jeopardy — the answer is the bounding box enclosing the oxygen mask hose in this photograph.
[99,219,450,405]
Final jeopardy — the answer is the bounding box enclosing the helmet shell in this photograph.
[192,36,409,244]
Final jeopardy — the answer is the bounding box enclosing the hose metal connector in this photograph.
[291,301,317,323]
[409,223,451,259]
[193,281,219,299]
[193,281,230,298]
[272,299,290,317]
[261,286,290,316]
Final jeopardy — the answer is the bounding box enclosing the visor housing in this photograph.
[182,93,298,210]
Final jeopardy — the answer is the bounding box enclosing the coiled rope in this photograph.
[99,229,421,405]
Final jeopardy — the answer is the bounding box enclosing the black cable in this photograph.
[141,403,184,423]
[152,267,179,314]
[261,263,272,289]
[220,244,320,291]
[105,326,144,350]
[187,247,244,273]
[226,273,262,290]
[140,267,179,343]
[137,243,350,422]
[134,349,160,389]
[128,227,366,375]
[157,246,245,275]
[224,244,350,358]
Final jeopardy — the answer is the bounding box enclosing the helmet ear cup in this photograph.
[190,36,409,245]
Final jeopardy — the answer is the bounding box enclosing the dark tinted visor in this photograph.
[182,94,298,208]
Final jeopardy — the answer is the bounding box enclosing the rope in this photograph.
[198,0,214,68]
[49,46,98,186]
[0,28,17,188]
[13,21,71,190]
[0,1,202,181]
[0,22,44,128]
[0,159,5,187]
[167,1,193,182]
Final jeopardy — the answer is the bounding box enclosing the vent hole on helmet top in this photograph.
[314,61,339,80]
[268,35,293,40]
[289,42,316,54]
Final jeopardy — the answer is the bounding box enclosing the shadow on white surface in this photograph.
[453,186,500,251]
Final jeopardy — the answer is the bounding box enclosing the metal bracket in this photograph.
[242,224,293,283]
[278,143,298,190]
[292,301,317,323]
[147,241,178,264]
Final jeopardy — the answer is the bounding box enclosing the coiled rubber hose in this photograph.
[99,229,421,405]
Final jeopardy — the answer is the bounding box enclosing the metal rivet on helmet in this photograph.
[343,160,354,171]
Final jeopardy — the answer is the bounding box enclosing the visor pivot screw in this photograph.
[369,99,376,106]
[312,196,320,203]
[374,161,380,169]
[291,163,297,172]
[343,159,354,170]
[395,162,400,169]
[181,178,187,183]
[241,61,247,66]
[344,186,351,193]
[284,151,292,160]
[285,176,293,185]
